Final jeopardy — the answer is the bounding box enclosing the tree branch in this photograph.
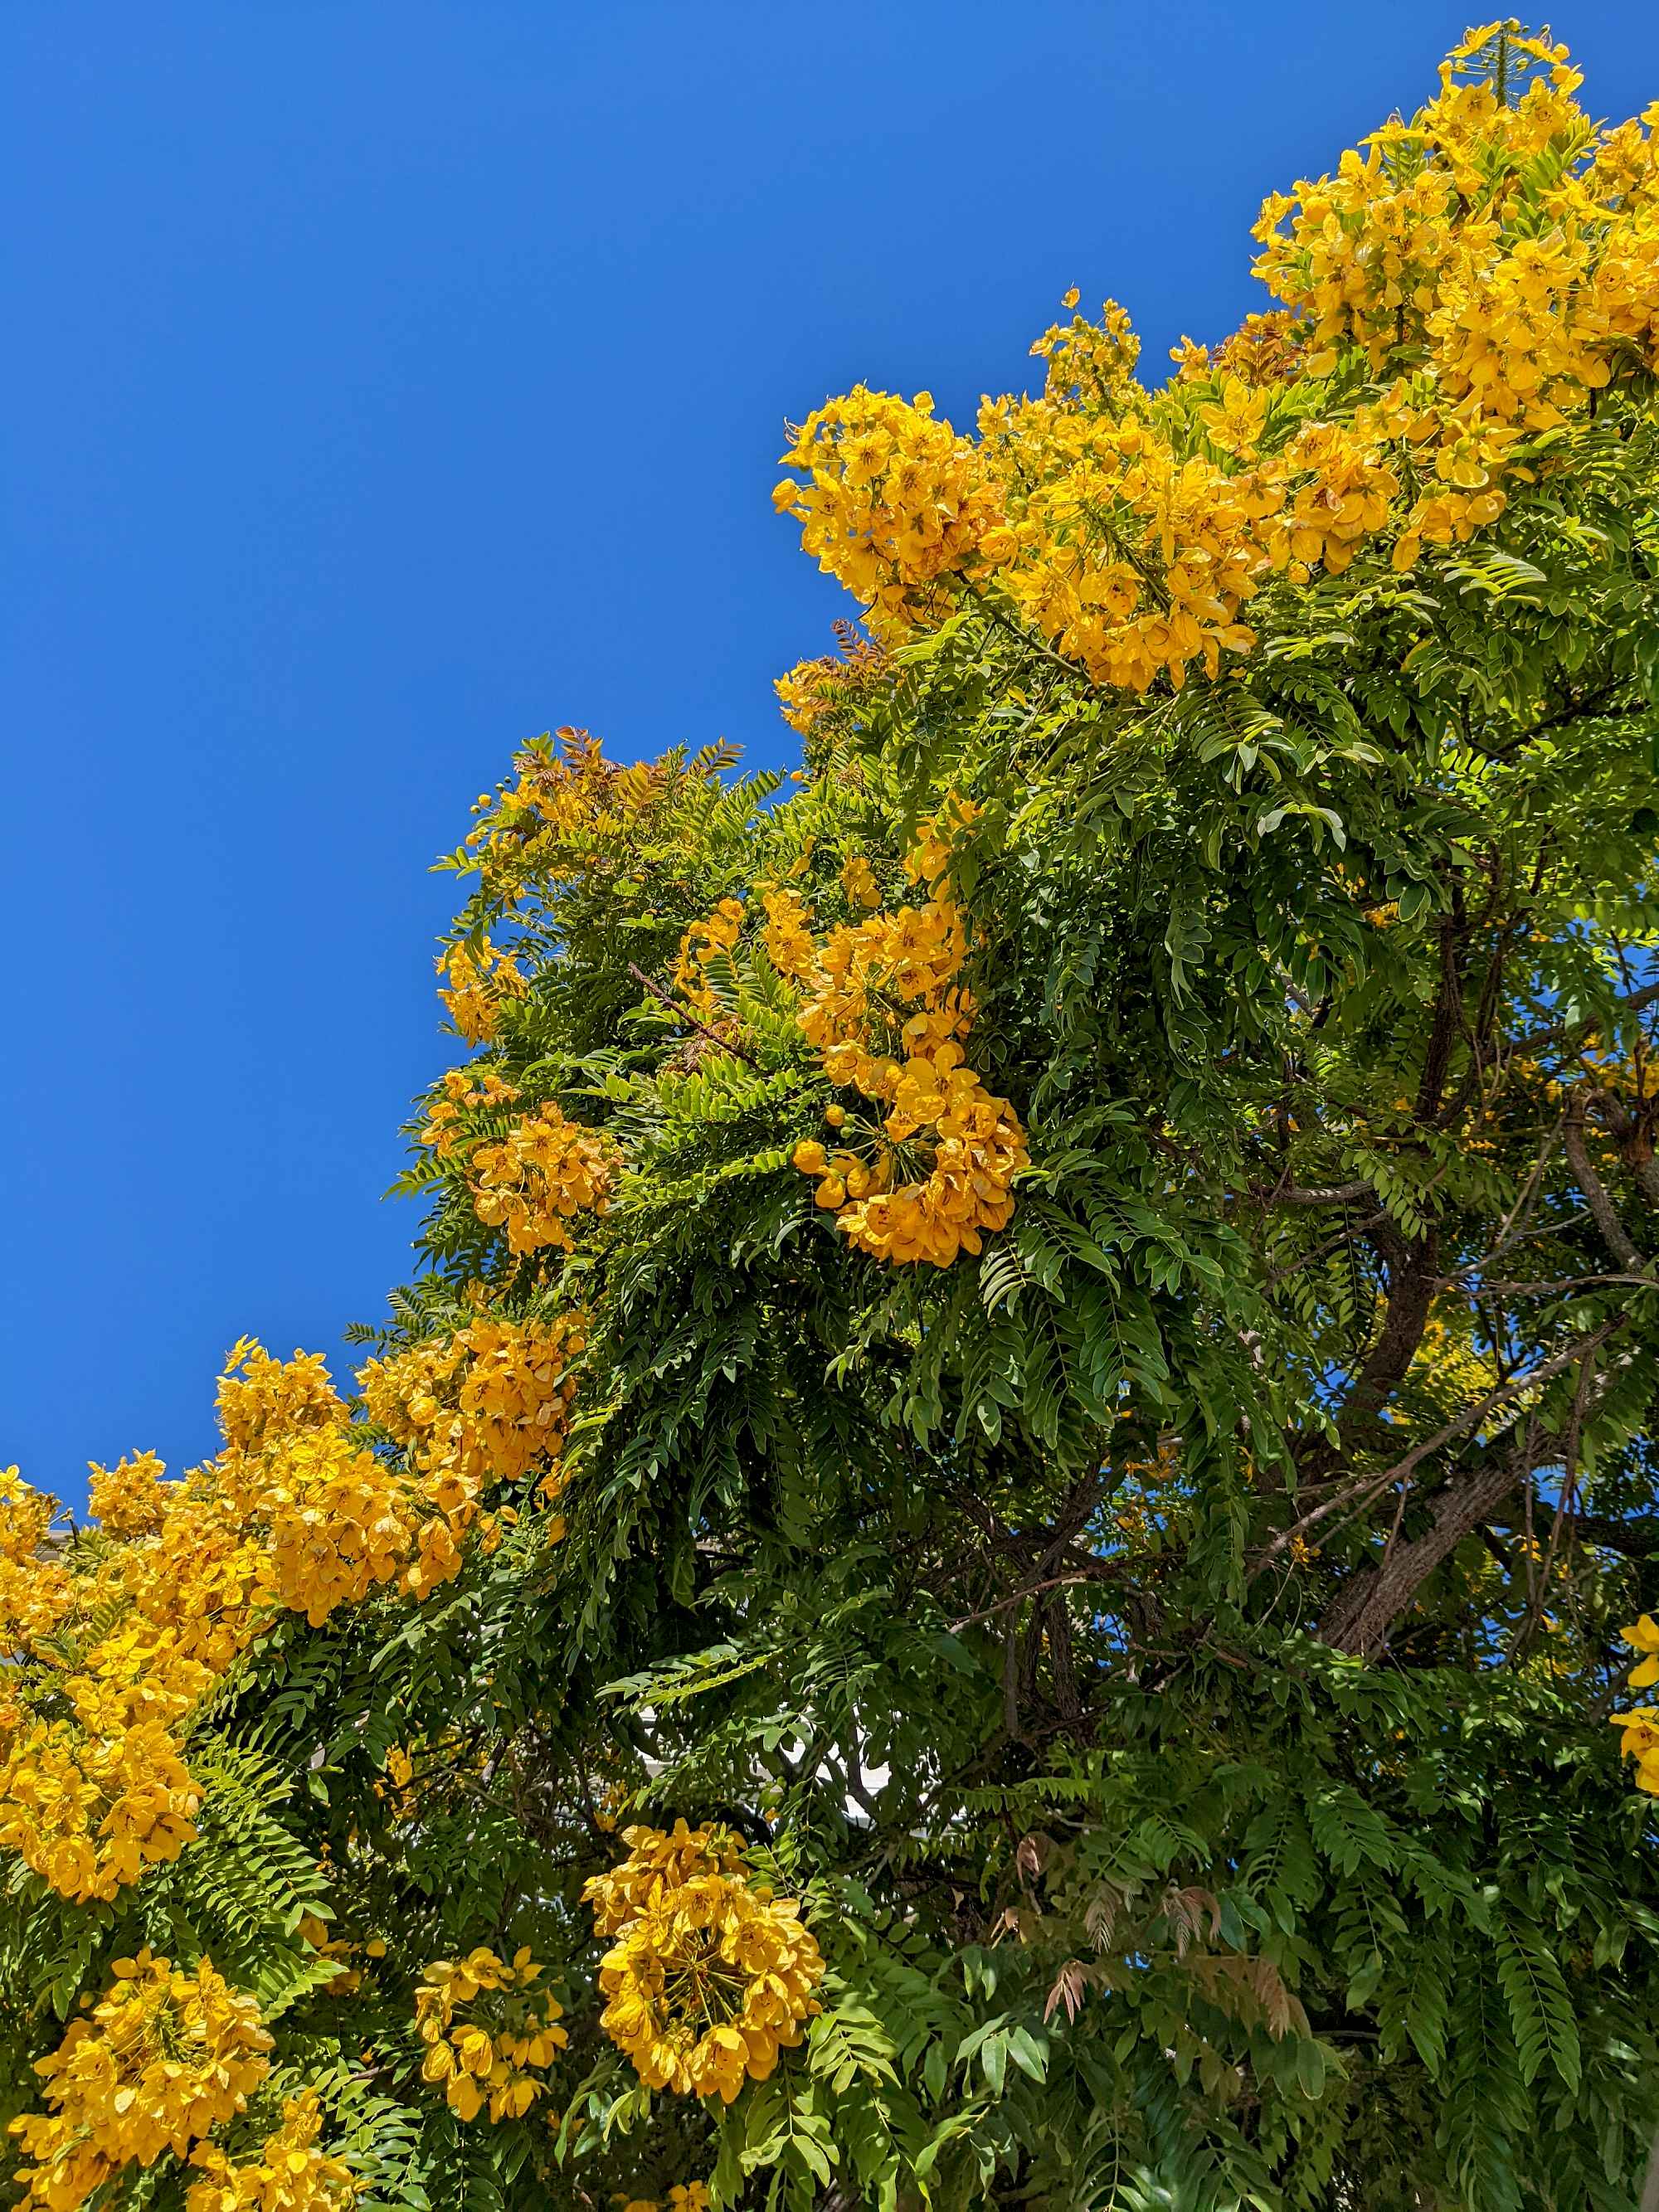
[1254,1312,1628,1582]
[626,960,764,1069]
[1508,980,1659,1058]
[1563,1096,1646,1271]
[1251,1179,1374,1208]
[1487,1509,1659,1559]
[1321,1450,1531,1657]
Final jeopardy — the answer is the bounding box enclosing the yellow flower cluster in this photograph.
[783,822,1028,1264]
[672,897,746,1023]
[798,892,974,1087]
[584,1815,745,1936]
[361,1311,585,1500]
[0,1713,201,1903]
[0,1463,53,1557]
[0,1351,338,1902]
[416,1946,568,2122]
[1611,1614,1659,1795]
[216,1341,449,1626]
[437,937,527,1044]
[647,806,1026,1268]
[839,853,883,910]
[469,1103,619,1257]
[0,1467,72,1657]
[216,1339,344,1458]
[0,1546,74,1660]
[980,399,1271,690]
[773,31,1659,693]
[185,2093,358,2212]
[240,1427,424,1629]
[0,1319,583,1906]
[87,1451,170,1537]
[620,2187,710,2212]
[421,1067,521,1159]
[760,887,819,984]
[1253,26,1659,566]
[461,725,679,902]
[772,386,1004,628]
[10,1951,273,2209]
[586,1822,825,2103]
[1030,291,1141,403]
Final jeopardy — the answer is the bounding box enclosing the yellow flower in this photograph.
[770,32,1658,699]
[359,1312,586,1561]
[86,1451,171,1538]
[786,880,1028,1266]
[216,1340,344,1457]
[839,853,883,909]
[469,1104,620,1257]
[1623,1614,1659,1690]
[185,2090,358,2212]
[760,886,819,982]
[414,1946,567,2123]
[0,1714,201,1903]
[1612,1708,1659,1796]
[436,936,527,1043]
[774,386,1003,630]
[10,1952,272,2205]
[585,1824,824,2101]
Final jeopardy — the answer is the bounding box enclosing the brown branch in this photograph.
[1563,1096,1646,1271]
[1417,905,1466,1120]
[1315,1313,1629,1655]
[626,960,764,1069]
[1321,1450,1532,1657]
[1288,920,1469,1471]
[1333,1226,1442,1442]
[1443,1271,1655,1297]
[1251,1179,1374,1208]
[1253,1312,1628,1579]
[1593,1086,1659,1208]
[1508,980,1659,1058]
[950,1565,1113,1634]
[1487,1510,1659,1559]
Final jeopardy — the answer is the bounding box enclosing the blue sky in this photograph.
[6,2,1657,1501]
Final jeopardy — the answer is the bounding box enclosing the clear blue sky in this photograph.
[6,2,1656,1502]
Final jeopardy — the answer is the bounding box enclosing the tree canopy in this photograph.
[7,21,1659,2210]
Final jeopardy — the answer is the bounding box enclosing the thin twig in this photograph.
[1509,1353,1598,1664]
[1374,1473,1415,1584]
[951,1568,1112,1634]
[1443,1271,1656,1297]
[1481,1122,1561,1271]
[626,961,764,1069]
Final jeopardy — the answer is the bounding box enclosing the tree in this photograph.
[5,20,1659,2210]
